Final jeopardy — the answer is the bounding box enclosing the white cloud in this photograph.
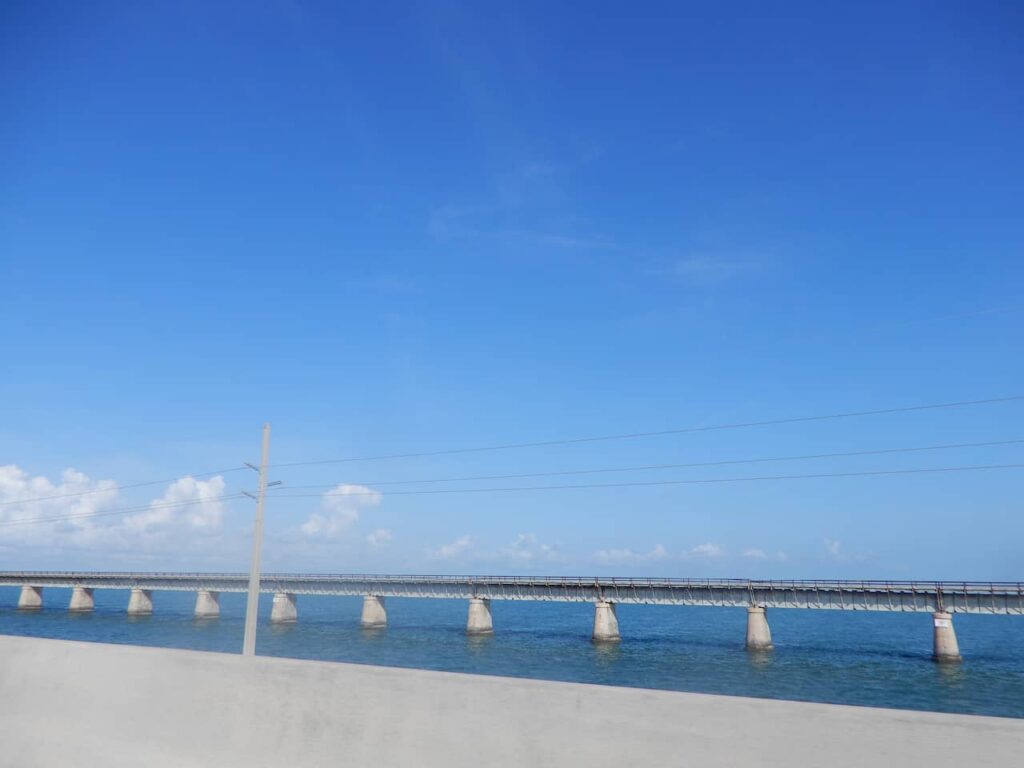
[500,532,563,563]
[431,535,474,559]
[743,547,788,561]
[366,528,392,548]
[0,465,119,545]
[687,542,723,558]
[426,532,563,565]
[0,465,233,566]
[300,484,381,537]
[593,542,724,564]
[594,544,668,564]
[822,537,869,565]
[123,476,225,532]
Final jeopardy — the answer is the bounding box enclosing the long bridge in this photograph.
[3,572,1022,661]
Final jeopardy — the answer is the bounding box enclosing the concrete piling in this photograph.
[127,588,153,616]
[194,590,220,619]
[68,586,94,613]
[17,585,43,610]
[745,606,773,651]
[932,611,961,662]
[271,592,298,624]
[466,597,493,635]
[360,595,387,628]
[592,600,620,643]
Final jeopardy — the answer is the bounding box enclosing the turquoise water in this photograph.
[2,586,1022,718]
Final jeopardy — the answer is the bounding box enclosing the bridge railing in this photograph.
[1,571,1022,594]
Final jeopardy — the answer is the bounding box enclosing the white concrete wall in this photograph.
[0,634,1020,768]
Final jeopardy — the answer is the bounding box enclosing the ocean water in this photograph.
[2,586,1022,718]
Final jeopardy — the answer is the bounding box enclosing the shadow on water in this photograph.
[779,640,931,663]
[626,635,740,651]
[466,633,494,656]
[592,641,622,666]
[746,649,775,670]
[360,627,387,644]
[934,661,968,685]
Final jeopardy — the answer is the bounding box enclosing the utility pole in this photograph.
[242,423,271,657]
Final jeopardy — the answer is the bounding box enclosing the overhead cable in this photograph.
[278,438,1024,489]
[267,395,1024,468]
[269,462,1024,498]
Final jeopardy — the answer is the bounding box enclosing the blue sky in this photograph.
[1,1,1021,578]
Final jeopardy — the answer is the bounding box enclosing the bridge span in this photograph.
[3,572,1022,661]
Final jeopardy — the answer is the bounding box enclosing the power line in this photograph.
[5,463,1017,528]
[269,463,1024,498]
[0,493,248,529]
[3,395,1019,508]
[0,466,247,508]
[267,395,1024,468]
[277,439,1024,489]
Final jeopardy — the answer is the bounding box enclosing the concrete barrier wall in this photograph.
[0,634,1020,768]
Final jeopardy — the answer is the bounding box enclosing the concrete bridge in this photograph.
[3,572,1023,662]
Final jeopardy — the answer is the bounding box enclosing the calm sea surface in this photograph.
[2,586,1022,718]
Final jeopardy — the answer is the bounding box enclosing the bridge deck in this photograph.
[1,572,1021,614]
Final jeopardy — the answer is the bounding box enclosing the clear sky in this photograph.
[1,1,1022,578]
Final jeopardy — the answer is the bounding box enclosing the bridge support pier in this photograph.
[271,592,297,624]
[17,585,42,610]
[127,588,153,615]
[745,605,773,651]
[361,595,387,628]
[592,600,620,643]
[932,611,961,662]
[194,590,220,619]
[69,586,94,612]
[466,597,493,635]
